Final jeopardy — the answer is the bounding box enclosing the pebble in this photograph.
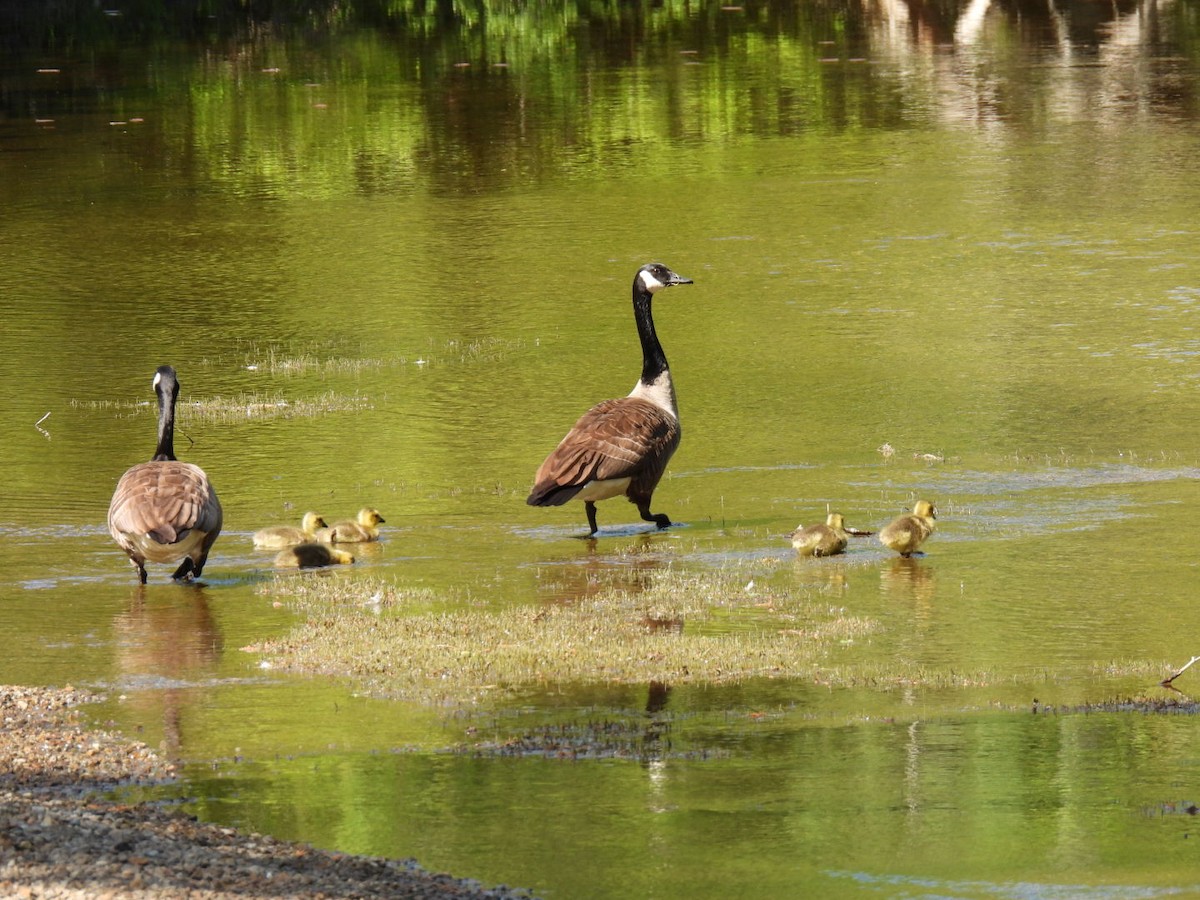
[0,685,541,899]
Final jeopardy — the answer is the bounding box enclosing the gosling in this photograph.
[878,500,937,557]
[252,511,328,549]
[274,543,355,568]
[315,507,386,543]
[789,513,850,557]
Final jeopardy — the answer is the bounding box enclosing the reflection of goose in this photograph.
[535,533,664,604]
[252,511,327,549]
[878,500,938,557]
[315,508,385,543]
[107,366,223,583]
[527,263,694,536]
[789,513,850,557]
[114,586,223,677]
[113,585,222,759]
[274,543,355,568]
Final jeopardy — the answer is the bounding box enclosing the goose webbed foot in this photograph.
[636,501,672,530]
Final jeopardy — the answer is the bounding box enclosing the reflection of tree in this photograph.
[112,586,223,759]
[873,0,1184,132]
[5,0,1196,199]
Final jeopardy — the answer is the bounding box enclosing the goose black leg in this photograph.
[585,501,599,536]
[637,501,671,529]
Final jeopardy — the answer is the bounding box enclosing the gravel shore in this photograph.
[0,685,539,899]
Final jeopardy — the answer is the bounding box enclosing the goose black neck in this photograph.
[633,283,668,384]
[153,382,178,462]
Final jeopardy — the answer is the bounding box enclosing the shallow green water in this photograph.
[4,1,1200,896]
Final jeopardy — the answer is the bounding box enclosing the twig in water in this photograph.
[1162,655,1200,688]
[34,411,51,439]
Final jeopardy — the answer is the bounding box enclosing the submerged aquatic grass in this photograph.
[234,336,526,375]
[73,392,371,422]
[249,569,879,705]
[249,567,1192,710]
[181,393,372,423]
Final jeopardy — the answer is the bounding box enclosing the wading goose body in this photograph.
[274,542,355,568]
[790,513,850,557]
[527,262,693,536]
[878,500,937,557]
[252,511,327,549]
[314,507,385,543]
[107,366,223,583]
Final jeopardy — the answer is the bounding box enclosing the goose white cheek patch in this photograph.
[639,269,667,293]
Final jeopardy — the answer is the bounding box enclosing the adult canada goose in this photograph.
[526,262,693,536]
[314,507,386,543]
[252,511,328,549]
[878,500,938,557]
[107,366,223,583]
[274,543,355,568]
[790,512,850,557]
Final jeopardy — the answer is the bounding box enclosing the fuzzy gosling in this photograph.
[315,507,386,543]
[878,500,937,557]
[790,513,850,557]
[274,543,355,568]
[253,511,327,549]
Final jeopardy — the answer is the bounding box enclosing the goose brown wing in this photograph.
[527,397,680,506]
[108,461,223,545]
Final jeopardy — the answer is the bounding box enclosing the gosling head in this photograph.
[912,500,937,520]
[358,507,386,527]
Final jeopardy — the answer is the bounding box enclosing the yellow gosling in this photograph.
[274,543,355,568]
[789,513,850,557]
[315,507,386,543]
[252,511,327,549]
[878,500,937,557]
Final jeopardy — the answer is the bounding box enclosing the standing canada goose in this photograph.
[790,513,850,557]
[274,542,355,568]
[107,366,223,583]
[314,507,386,543]
[526,262,694,536]
[878,500,938,557]
[252,511,327,549]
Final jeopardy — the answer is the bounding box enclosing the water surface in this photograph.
[3,1,1200,896]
